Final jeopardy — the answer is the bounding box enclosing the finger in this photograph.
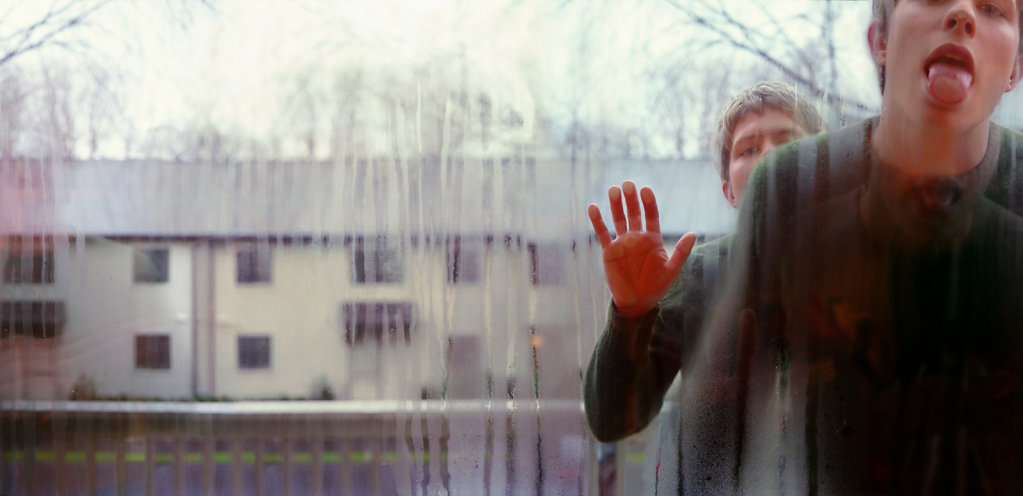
[588,204,613,249]
[665,232,698,275]
[622,181,643,232]
[608,186,627,237]
[640,186,661,234]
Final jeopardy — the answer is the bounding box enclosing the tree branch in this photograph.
[0,0,113,69]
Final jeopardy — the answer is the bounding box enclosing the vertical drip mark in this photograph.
[531,326,540,400]
[732,309,756,492]
[535,410,544,496]
[776,355,790,496]
[805,367,820,496]
[484,411,494,496]
[506,409,516,496]
[677,412,686,496]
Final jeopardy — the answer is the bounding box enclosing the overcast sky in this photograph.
[4,0,887,159]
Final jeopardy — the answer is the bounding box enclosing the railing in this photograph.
[0,399,643,496]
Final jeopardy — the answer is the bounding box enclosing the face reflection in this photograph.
[877,0,1021,128]
[724,108,805,209]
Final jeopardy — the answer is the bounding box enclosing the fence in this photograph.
[0,399,659,495]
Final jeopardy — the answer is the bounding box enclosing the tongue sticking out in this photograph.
[927,62,973,104]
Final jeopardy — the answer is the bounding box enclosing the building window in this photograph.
[135,334,170,369]
[238,335,271,369]
[446,237,481,284]
[0,301,65,339]
[352,237,402,283]
[528,242,565,286]
[134,247,169,283]
[2,235,55,284]
[341,301,414,345]
[237,243,272,284]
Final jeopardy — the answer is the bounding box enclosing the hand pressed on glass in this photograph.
[588,180,697,318]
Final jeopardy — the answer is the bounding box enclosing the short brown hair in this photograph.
[871,0,1023,91]
[713,81,823,183]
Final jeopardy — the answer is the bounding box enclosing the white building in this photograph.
[0,155,732,402]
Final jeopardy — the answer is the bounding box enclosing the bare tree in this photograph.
[0,68,24,160]
[0,1,217,160]
[39,64,76,159]
[663,0,874,120]
[0,0,218,68]
[649,58,741,159]
[0,1,113,69]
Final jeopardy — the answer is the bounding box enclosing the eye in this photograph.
[980,2,1007,17]
[739,146,759,158]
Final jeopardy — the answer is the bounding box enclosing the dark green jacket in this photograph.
[584,234,732,442]
[585,118,1023,495]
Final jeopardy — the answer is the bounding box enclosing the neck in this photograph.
[871,108,991,178]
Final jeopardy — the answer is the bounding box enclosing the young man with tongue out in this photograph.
[587,0,1023,494]
[695,0,1023,492]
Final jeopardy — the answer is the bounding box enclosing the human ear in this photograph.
[1007,53,1023,92]
[722,181,737,209]
[867,21,887,67]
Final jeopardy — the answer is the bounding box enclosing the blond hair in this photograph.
[713,81,823,183]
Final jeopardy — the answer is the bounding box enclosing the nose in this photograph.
[944,3,975,37]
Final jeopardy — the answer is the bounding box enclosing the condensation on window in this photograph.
[5,1,1023,494]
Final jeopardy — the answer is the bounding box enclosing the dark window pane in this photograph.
[238,335,271,369]
[3,235,55,284]
[528,243,565,286]
[135,334,170,369]
[237,243,272,283]
[134,247,169,283]
[342,301,414,345]
[352,237,402,283]
[446,237,481,284]
[0,301,65,339]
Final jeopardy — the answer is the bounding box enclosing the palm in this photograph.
[602,231,677,311]
[588,182,696,318]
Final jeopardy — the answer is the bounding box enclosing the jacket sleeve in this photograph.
[583,242,721,442]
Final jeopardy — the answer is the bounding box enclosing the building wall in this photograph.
[63,239,194,399]
[0,231,610,402]
[0,237,195,400]
[213,240,352,399]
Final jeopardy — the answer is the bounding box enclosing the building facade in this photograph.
[0,155,731,402]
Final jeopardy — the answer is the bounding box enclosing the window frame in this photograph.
[135,334,171,370]
[351,236,403,284]
[446,236,481,284]
[133,246,170,284]
[527,242,566,286]
[341,301,415,345]
[237,335,272,370]
[2,235,55,285]
[0,301,65,339]
[236,242,273,284]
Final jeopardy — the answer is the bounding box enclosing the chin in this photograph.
[920,100,983,129]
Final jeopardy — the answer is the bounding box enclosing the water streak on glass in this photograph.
[6,0,1023,494]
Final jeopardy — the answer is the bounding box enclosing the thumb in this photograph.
[665,232,698,276]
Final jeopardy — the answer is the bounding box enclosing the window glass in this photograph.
[446,236,481,284]
[351,237,402,284]
[341,301,415,345]
[0,301,64,339]
[12,2,1022,495]
[237,242,272,284]
[528,242,565,286]
[133,247,169,283]
[237,335,271,369]
[135,334,170,369]
[2,235,55,284]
